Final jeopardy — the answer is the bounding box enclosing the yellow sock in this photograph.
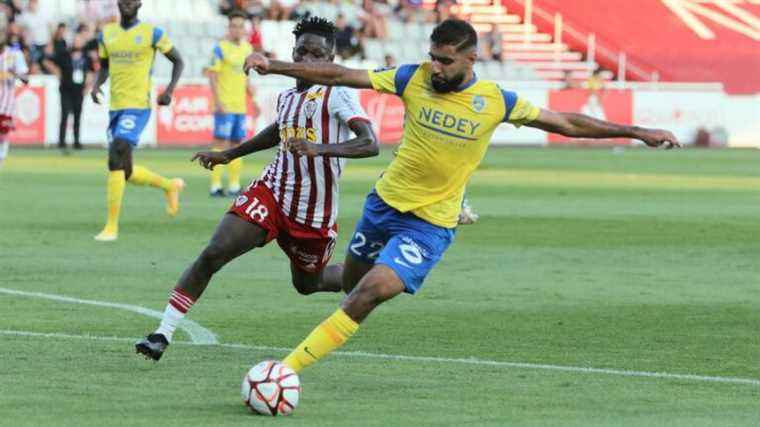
[283,309,359,373]
[103,170,126,233]
[227,157,242,192]
[129,165,172,191]
[210,148,224,191]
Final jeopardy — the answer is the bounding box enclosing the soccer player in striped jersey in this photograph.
[242,19,680,374]
[0,30,29,169]
[207,10,254,197]
[91,0,185,242]
[136,17,378,361]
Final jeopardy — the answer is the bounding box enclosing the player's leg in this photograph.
[137,182,281,360]
[94,135,132,241]
[118,110,185,217]
[210,113,231,197]
[58,92,72,152]
[226,114,247,196]
[0,133,8,169]
[342,254,375,294]
[281,193,458,372]
[72,91,83,150]
[289,263,344,295]
[136,213,269,360]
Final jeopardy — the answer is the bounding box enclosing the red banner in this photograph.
[156,84,258,146]
[548,89,633,144]
[10,86,45,145]
[359,90,405,144]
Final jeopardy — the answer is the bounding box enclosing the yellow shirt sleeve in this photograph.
[508,97,541,126]
[97,32,108,59]
[208,44,223,73]
[501,88,541,127]
[368,64,420,97]
[152,27,173,54]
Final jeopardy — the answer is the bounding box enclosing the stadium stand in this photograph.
[507,0,760,94]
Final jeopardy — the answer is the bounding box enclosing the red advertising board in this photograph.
[156,84,258,146]
[547,89,633,144]
[359,90,405,144]
[10,86,45,145]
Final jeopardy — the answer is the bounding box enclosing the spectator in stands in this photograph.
[248,14,264,51]
[219,0,243,15]
[0,0,22,22]
[360,0,387,39]
[586,67,605,93]
[17,0,51,74]
[45,31,93,152]
[242,0,267,18]
[79,22,101,72]
[485,26,502,62]
[335,13,363,60]
[269,0,299,20]
[562,70,576,90]
[384,53,395,68]
[434,0,455,23]
[6,20,28,58]
[78,0,118,25]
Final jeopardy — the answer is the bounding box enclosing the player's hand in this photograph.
[91,86,104,104]
[244,52,270,76]
[157,90,173,106]
[636,128,681,150]
[286,139,321,157]
[191,150,231,170]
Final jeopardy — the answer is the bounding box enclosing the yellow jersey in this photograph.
[368,62,541,228]
[208,39,252,114]
[98,21,174,110]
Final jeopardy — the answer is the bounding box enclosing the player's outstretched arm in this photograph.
[287,120,379,159]
[243,52,372,89]
[157,48,185,106]
[91,59,109,104]
[527,109,681,149]
[192,123,281,170]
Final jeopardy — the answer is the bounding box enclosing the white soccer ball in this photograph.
[241,360,300,416]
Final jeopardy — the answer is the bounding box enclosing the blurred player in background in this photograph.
[207,10,254,197]
[242,18,680,374]
[135,17,379,361]
[0,28,29,169]
[91,0,185,241]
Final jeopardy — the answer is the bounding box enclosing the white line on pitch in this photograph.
[3,329,759,387]
[0,288,218,345]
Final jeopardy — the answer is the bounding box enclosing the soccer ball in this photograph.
[241,360,300,416]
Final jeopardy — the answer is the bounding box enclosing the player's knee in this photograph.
[291,272,319,295]
[108,139,131,170]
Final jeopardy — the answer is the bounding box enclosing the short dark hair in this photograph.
[293,16,336,48]
[430,19,478,52]
[228,10,248,21]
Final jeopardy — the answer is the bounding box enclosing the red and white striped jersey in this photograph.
[0,47,27,116]
[259,85,370,230]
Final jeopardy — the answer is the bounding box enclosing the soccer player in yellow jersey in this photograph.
[207,10,254,197]
[91,0,185,242]
[244,19,680,375]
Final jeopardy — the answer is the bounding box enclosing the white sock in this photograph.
[154,288,195,342]
[155,304,185,343]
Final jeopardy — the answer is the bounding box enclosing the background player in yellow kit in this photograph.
[207,10,254,197]
[245,19,680,374]
[91,0,185,241]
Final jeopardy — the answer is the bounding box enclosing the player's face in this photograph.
[428,43,474,93]
[118,0,142,19]
[292,34,334,64]
[228,17,246,41]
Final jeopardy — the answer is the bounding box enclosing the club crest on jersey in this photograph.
[304,99,318,119]
[472,95,486,113]
[235,195,248,207]
[134,35,143,45]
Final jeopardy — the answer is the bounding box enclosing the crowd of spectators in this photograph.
[219,0,459,61]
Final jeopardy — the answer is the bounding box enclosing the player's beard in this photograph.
[431,72,465,93]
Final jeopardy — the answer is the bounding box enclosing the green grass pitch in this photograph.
[1,146,759,426]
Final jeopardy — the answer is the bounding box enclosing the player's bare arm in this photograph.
[91,59,109,104]
[287,120,378,158]
[207,69,226,112]
[192,122,281,170]
[244,52,372,89]
[528,109,681,149]
[157,47,184,106]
